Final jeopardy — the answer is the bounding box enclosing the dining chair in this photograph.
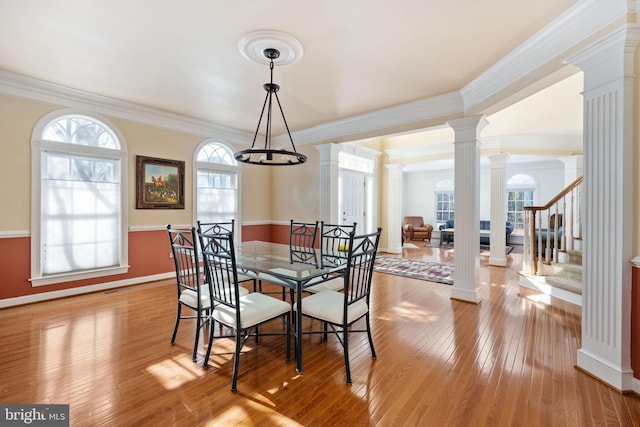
[257,219,320,299]
[197,219,256,292]
[303,221,357,294]
[166,225,212,362]
[289,220,319,264]
[198,228,291,392]
[295,227,382,383]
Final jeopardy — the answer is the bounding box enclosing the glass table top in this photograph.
[235,241,346,286]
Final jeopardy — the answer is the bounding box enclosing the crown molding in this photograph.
[273,91,464,146]
[0,66,461,148]
[0,0,624,148]
[0,69,254,143]
[385,132,582,162]
[461,0,627,112]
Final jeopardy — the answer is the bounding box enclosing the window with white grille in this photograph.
[31,111,128,285]
[194,141,240,226]
[507,174,536,233]
[435,179,454,229]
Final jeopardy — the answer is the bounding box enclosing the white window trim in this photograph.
[506,173,538,236]
[30,108,129,286]
[192,140,242,242]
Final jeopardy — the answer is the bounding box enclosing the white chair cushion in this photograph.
[179,286,249,309]
[294,290,368,325]
[213,292,290,329]
[179,288,211,309]
[304,277,343,294]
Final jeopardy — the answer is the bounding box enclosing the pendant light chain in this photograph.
[234,48,307,166]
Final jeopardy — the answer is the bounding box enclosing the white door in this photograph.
[339,169,366,231]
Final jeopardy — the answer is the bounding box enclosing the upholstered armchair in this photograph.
[402,216,433,242]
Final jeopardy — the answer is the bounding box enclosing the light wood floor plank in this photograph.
[2,246,640,425]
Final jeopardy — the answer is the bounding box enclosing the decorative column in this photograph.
[566,25,638,391]
[386,164,403,254]
[561,154,583,186]
[315,143,340,224]
[448,116,488,303]
[488,154,509,267]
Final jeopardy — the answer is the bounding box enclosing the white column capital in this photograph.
[315,143,340,163]
[448,115,489,142]
[385,163,403,176]
[488,153,510,169]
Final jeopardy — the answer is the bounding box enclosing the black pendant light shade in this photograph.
[234,48,306,166]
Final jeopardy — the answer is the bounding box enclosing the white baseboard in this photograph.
[577,348,635,392]
[0,272,174,308]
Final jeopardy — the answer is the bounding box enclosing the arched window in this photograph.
[194,141,240,233]
[31,110,128,285]
[434,178,454,229]
[507,174,536,232]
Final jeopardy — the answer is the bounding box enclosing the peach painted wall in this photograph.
[0,95,58,231]
[0,231,176,300]
[0,94,292,304]
[270,144,320,223]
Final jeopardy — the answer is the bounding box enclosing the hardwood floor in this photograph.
[2,243,640,426]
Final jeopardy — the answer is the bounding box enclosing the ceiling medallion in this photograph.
[238,30,304,66]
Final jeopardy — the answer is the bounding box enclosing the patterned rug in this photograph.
[373,256,453,285]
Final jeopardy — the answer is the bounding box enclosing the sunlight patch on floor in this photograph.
[145,353,205,390]
[379,301,439,322]
[205,400,305,426]
[523,292,552,306]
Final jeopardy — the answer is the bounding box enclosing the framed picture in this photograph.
[136,155,185,209]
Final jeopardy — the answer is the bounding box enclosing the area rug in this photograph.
[373,256,453,285]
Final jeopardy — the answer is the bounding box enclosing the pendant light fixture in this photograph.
[234,47,306,166]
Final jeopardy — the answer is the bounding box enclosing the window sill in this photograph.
[30,266,130,287]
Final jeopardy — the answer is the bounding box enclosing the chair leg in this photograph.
[366,313,377,359]
[202,320,215,369]
[231,329,243,393]
[193,312,202,362]
[343,327,351,384]
[285,313,291,362]
[171,303,182,344]
[322,322,328,341]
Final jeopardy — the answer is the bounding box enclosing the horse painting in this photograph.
[137,156,184,209]
[151,175,166,190]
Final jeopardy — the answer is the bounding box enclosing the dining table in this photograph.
[234,241,347,373]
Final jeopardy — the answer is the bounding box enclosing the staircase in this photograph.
[519,177,583,306]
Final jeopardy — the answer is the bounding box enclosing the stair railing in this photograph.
[522,176,583,276]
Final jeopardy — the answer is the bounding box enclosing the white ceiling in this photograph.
[0,0,579,138]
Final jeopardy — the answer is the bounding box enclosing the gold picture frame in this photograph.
[136,155,185,209]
